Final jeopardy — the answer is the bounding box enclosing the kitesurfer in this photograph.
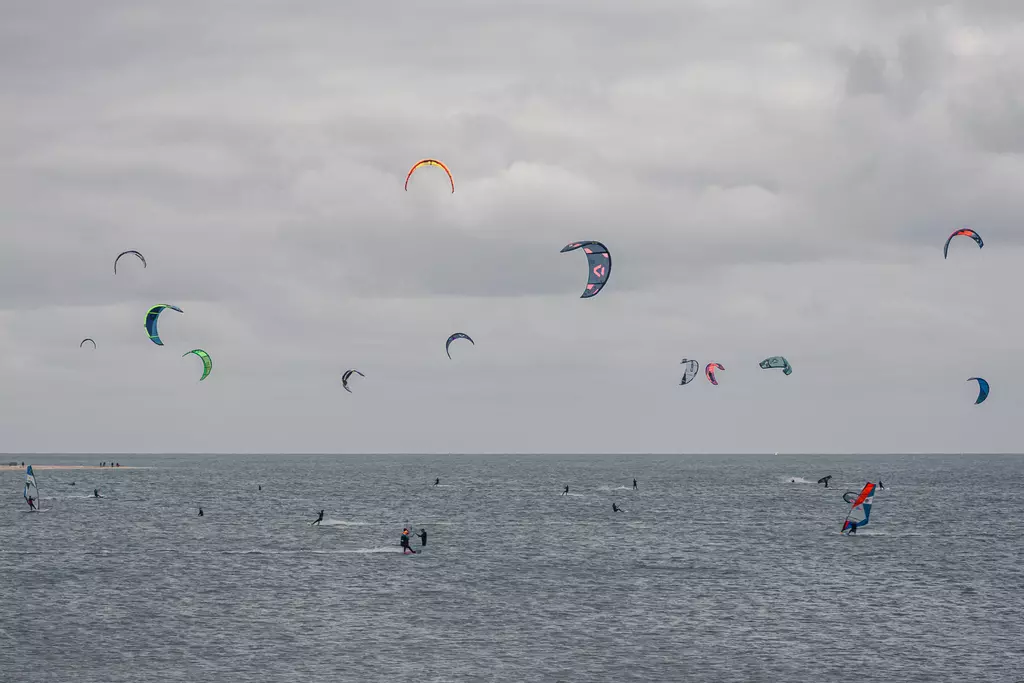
[612,503,622,512]
[878,481,884,489]
[93,488,100,498]
[258,485,261,491]
[417,529,427,547]
[562,485,569,496]
[198,508,204,517]
[633,478,638,490]
[312,510,324,526]
[434,478,440,486]
[824,480,829,488]
[26,496,36,510]
[400,528,416,554]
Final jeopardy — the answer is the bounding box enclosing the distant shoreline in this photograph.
[0,465,138,471]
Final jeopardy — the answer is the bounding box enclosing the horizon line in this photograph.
[2,452,1019,457]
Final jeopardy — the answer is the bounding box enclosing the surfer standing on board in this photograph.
[26,496,35,510]
[434,478,440,486]
[401,528,417,554]
[312,510,324,526]
[633,478,638,490]
[562,485,569,496]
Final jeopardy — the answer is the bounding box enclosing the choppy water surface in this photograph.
[3,454,1023,682]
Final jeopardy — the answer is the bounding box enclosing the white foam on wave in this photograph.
[785,477,815,484]
[597,485,632,492]
[319,519,370,527]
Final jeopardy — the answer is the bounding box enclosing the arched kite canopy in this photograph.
[80,338,96,349]
[817,475,832,485]
[446,332,474,359]
[967,377,989,405]
[114,250,146,274]
[183,349,212,381]
[560,241,611,298]
[342,369,365,393]
[705,362,724,385]
[405,159,454,193]
[759,356,792,375]
[943,229,983,259]
[679,359,699,386]
[144,304,183,346]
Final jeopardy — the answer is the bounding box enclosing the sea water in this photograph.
[3,453,1022,682]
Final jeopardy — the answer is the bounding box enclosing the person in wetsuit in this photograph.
[312,510,324,526]
[878,481,884,489]
[434,478,440,486]
[417,528,427,547]
[198,508,204,517]
[94,488,100,498]
[846,521,857,535]
[612,503,622,512]
[561,485,569,496]
[633,478,638,490]
[400,528,416,554]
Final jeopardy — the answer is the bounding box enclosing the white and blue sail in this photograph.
[23,465,39,509]
[841,482,876,534]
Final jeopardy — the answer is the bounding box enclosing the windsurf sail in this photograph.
[23,465,39,508]
[841,482,876,534]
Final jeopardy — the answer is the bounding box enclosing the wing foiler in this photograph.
[841,482,876,535]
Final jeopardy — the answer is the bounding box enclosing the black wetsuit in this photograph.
[562,486,569,496]
[401,534,416,554]
[417,530,427,546]
[633,479,637,490]
[434,478,439,486]
[198,509,204,517]
[94,489,99,498]
[878,481,884,489]
[612,503,621,512]
[847,522,857,535]
[312,510,324,526]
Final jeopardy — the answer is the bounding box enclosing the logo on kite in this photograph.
[114,250,146,274]
[144,304,183,346]
[342,369,365,393]
[679,359,699,386]
[405,159,454,193]
[183,349,212,381]
[80,338,96,349]
[560,241,611,299]
[943,229,983,259]
[759,356,792,375]
[705,362,724,385]
[446,332,474,360]
[967,377,989,405]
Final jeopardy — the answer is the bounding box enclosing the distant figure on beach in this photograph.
[312,510,324,526]
[434,477,440,486]
[562,485,569,496]
[612,503,622,512]
[198,508,204,517]
[417,528,427,547]
[633,478,638,490]
[116,463,120,467]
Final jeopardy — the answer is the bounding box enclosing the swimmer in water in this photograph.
[312,510,324,526]
[561,485,569,496]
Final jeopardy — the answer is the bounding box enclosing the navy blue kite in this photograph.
[560,241,611,298]
[446,333,474,360]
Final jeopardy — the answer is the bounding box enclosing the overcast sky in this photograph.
[1,1,1022,454]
